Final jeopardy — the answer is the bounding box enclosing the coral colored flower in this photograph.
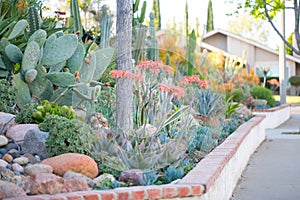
[110,70,127,78]
[171,86,185,99]
[157,83,172,93]
[136,60,172,74]
[180,75,207,88]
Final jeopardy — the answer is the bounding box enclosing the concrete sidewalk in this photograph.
[231,105,300,200]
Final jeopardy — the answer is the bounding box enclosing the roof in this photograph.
[202,29,300,63]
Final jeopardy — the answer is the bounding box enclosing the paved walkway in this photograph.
[231,105,300,200]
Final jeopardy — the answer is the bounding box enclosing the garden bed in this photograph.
[11,115,266,200]
[252,104,291,129]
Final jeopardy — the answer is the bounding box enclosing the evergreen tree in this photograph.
[152,0,161,30]
[206,0,214,32]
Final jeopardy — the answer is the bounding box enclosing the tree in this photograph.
[227,13,270,45]
[152,0,161,30]
[229,0,300,55]
[116,0,133,133]
[206,0,214,32]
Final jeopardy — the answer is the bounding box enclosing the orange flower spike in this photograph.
[74,71,80,82]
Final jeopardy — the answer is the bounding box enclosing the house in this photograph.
[202,29,300,95]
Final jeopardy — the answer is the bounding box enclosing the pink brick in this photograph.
[163,187,177,198]
[147,187,162,200]
[177,186,191,197]
[116,191,130,200]
[83,193,99,200]
[132,190,145,200]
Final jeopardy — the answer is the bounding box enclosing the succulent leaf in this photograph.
[22,41,40,71]
[28,29,47,47]
[24,69,38,83]
[14,73,32,109]
[8,19,27,40]
[68,43,84,73]
[42,34,78,67]
[92,47,114,81]
[46,72,75,87]
[5,44,23,63]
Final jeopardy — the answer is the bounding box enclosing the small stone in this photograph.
[0,166,15,181]
[12,163,24,174]
[6,163,12,170]
[0,159,8,168]
[0,135,8,147]
[13,157,29,165]
[6,142,19,151]
[119,169,144,186]
[0,148,7,155]
[23,153,40,164]
[2,154,13,163]
[7,149,20,158]
[0,153,2,159]
[0,112,16,131]
[0,180,27,199]
[24,164,53,176]
[63,171,95,187]
[14,171,21,176]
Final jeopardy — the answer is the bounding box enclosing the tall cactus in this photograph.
[187,29,196,76]
[146,12,158,61]
[70,0,83,40]
[152,0,161,30]
[27,6,42,36]
[99,5,112,48]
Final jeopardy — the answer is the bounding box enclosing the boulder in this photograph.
[41,153,98,178]
[0,180,27,199]
[6,124,39,144]
[21,129,49,160]
[23,173,90,195]
[63,171,95,187]
[119,169,144,186]
[24,164,53,176]
[0,135,8,147]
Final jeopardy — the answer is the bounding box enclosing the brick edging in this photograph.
[5,116,265,200]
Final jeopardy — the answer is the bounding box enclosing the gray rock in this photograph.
[0,135,8,147]
[24,164,53,176]
[21,129,49,160]
[0,112,16,134]
[136,124,157,137]
[63,170,95,187]
[6,142,19,150]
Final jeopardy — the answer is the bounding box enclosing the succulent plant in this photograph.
[39,114,97,157]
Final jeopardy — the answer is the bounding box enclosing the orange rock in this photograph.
[41,153,98,178]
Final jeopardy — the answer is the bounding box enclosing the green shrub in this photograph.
[250,86,276,107]
[39,115,97,157]
[0,79,17,113]
[289,76,300,86]
[231,89,244,102]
